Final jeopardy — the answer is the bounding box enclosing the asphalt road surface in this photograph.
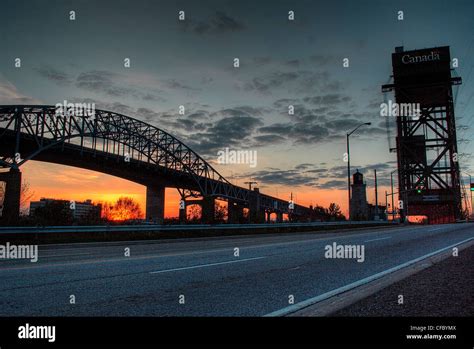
[0,223,472,316]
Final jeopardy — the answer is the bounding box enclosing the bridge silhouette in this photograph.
[0,105,311,224]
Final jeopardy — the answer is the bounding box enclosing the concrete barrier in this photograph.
[0,221,397,244]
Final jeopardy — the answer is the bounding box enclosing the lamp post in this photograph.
[346,122,371,220]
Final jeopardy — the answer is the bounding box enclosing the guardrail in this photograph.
[0,221,397,234]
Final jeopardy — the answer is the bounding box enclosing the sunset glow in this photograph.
[21,160,392,220]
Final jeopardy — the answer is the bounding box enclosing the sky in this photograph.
[1,0,473,217]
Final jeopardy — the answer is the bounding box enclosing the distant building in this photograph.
[350,170,368,220]
[30,198,101,221]
[350,170,389,221]
[368,203,387,221]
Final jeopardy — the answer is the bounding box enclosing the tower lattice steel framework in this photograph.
[383,46,462,223]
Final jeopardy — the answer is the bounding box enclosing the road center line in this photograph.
[149,256,266,274]
[40,253,93,258]
[364,237,392,243]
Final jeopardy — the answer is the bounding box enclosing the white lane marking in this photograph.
[0,232,397,271]
[364,237,392,243]
[149,256,265,274]
[40,253,93,258]
[0,226,456,271]
[264,236,474,317]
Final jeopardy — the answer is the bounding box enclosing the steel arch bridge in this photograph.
[0,105,310,223]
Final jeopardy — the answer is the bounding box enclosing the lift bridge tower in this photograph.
[383,46,462,224]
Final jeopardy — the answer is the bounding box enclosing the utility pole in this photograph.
[346,133,351,219]
[374,169,379,220]
[244,181,258,191]
[469,174,473,218]
[391,171,395,221]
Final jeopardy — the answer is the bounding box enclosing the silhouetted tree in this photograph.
[101,202,114,221]
[101,197,142,221]
[20,181,35,214]
[310,203,345,221]
[328,202,345,220]
[214,202,227,223]
[187,204,201,223]
[112,197,142,221]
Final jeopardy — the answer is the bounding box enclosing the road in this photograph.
[0,223,472,316]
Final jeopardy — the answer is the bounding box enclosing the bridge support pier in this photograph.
[265,211,271,223]
[0,168,22,224]
[202,196,215,224]
[249,189,265,224]
[179,202,187,224]
[228,200,244,224]
[146,185,165,224]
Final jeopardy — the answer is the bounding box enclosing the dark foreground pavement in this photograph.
[332,245,474,317]
[0,223,472,316]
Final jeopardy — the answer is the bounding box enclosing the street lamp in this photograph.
[346,122,371,220]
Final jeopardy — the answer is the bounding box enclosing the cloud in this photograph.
[75,70,167,102]
[294,163,314,170]
[76,70,135,97]
[316,180,347,190]
[189,115,264,155]
[284,59,300,67]
[232,160,396,190]
[243,71,299,95]
[273,98,299,108]
[324,163,396,186]
[251,134,287,147]
[303,94,351,106]
[236,168,317,187]
[52,168,100,185]
[135,107,161,123]
[309,55,334,66]
[181,11,245,35]
[240,69,343,95]
[258,122,331,145]
[0,79,41,104]
[253,57,272,66]
[142,93,166,102]
[163,79,199,91]
[210,106,270,118]
[35,66,72,86]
